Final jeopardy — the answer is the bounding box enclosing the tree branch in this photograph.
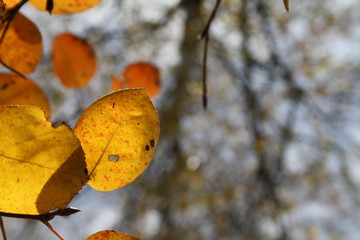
[0,216,7,240]
[199,0,222,110]
[0,207,81,222]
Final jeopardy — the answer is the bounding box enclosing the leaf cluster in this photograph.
[0,1,160,239]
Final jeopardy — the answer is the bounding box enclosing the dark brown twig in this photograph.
[199,0,222,110]
[201,34,209,109]
[0,216,7,240]
[0,207,81,222]
[46,0,54,14]
[199,0,222,40]
[283,0,289,11]
[0,59,27,78]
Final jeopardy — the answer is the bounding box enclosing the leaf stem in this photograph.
[41,220,65,240]
[0,59,27,78]
[0,216,7,240]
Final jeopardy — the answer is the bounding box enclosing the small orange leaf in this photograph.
[52,33,96,88]
[0,106,88,215]
[74,89,160,191]
[0,12,43,75]
[0,73,51,118]
[86,230,140,240]
[29,0,102,14]
[3,0,19,9]
[123,62,161,98]
[111,75,125,91]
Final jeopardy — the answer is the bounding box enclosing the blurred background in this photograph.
[2,0,360,239]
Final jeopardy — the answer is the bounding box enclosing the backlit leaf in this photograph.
[3,0,19,9]
[111,75,125,91]
[52,33,96,88]
[0,73,51,118]
[74,89,160,191]
[123,62,161,99]
[29,0,102,14]
[86,230,140,240]
[0,12,43,75]
[0,106,88,215]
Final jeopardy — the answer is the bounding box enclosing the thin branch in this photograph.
[199,0,222,40]
[0,59,27,78]
[199,0,222,110]
[0,207,81,222]
[41,220,65,240]
[283,0,289,11]
[201,35,209,109]
[0,216,7,240]
[46,0,54,14]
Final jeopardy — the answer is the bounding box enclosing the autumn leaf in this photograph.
[0,73,51,118]
[74,89,160,191]
[0,106,88,215]
[52,33,96,88]
[123,62,161,99]
[86,230,141,240]
[111,75,125,91]
[3,0,19,9]
[29,0,102,14]
[0,12,43,75]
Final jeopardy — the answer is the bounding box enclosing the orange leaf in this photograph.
[123,62,161,99]
[52,33,96,88]
[0,12,43,75]
[0,0,4,27]
[86,230,140,240]
[29,0,102,14]
[0,73,51,118]
[74,89,160,191]
[111,75,125,91]
[3,0,19,9]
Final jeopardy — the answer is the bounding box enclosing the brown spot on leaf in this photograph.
[145,145,150,151]
[150,139,155,147]
[1,83,8,90]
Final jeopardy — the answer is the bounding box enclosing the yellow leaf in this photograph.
[86,230,140,240]
[123,62,161,99]
[29,0,102,14]
[0,73,51,118]
[0,12,43,75]
[74,89,160,191]
[0,106,88,215]
[52,33,96,88]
